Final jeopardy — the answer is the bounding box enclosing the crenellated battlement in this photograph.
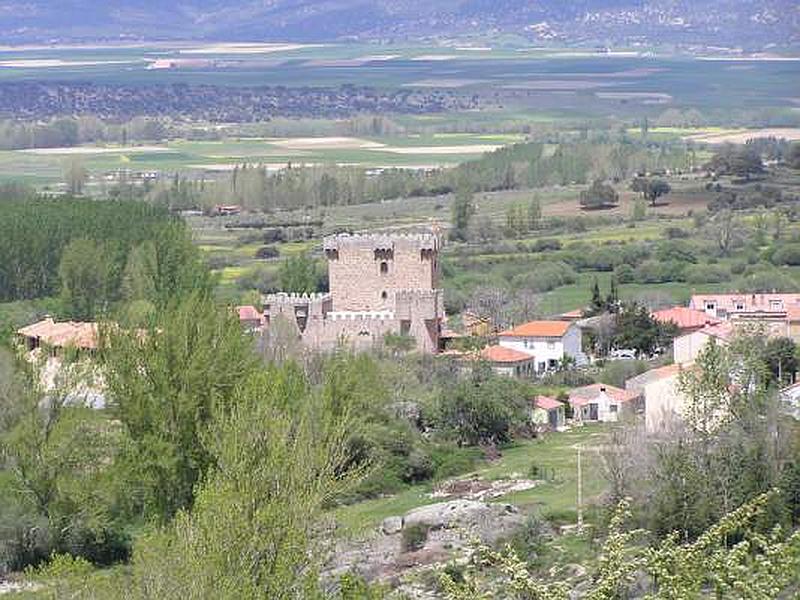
[327,311,395,321]
[323,232,440,253]
[264,292,332,304]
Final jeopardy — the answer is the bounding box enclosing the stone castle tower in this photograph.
[264,231,444,353]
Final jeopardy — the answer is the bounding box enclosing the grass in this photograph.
[333,424,610,536]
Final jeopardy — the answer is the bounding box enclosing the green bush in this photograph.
[684,264,730,284]
[402,523,430,552]
[772,244,800,266]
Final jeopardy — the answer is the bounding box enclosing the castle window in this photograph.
[380,261,389,274]
[381,291,388,300]
[325,249,339,260]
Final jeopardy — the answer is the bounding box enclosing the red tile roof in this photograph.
[499,320,572,338]
[652,306,720,330]
[568,383,639,406]
[534,395,564,410]
[236,305,263,322]
[481,345,534,364]
[700,321,735,342]
[17,318,98,350]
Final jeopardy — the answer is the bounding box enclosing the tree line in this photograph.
[0,192,208,321]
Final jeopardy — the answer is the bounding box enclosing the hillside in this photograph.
[0,0,797,50]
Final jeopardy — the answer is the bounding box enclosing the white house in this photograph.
[497,320,582,373]
[780,382,800,420]
[480,344,536,378]
[673,321,734,365]
[626,364,686,432]
[531,395,566,430]
[568,383,640,424]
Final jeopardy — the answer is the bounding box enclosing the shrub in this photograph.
[511,261,577,293]
[255,245,280,259]
[614,264,635,284]
[402,523,430,552]
[684,264,730,284]
[772,244,800,266]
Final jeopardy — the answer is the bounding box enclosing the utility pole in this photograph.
[576,444,584,534]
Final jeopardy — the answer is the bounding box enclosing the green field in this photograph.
[0,133,528,185]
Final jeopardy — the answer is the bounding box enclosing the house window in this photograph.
[705,302,716,312]
[547,341,556,349]
[610,404,618,413]
[770,300,783,310]
[380,261,389,274]
[735,303,744,311]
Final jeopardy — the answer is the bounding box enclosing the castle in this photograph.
[263,231,444,353]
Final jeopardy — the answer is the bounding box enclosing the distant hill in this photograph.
[0,0,797,50]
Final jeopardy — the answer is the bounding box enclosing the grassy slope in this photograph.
[333,424,610,535]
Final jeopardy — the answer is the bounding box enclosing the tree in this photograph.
[126,363,362,599]
[612,302,664,357]
[764,337,798,386]
[527,196,542,230]
[632,177,671,206]
[121,241,157,303]
[450,187,474,242]
[1,357,125,568]
[62,158,87,195]
[711,209,737,256]
[102,295,260,521]
[705,145,765,180]
[278,252,320,294]
[579,179,618,209]
[58,238,114,320]
[434,374,527,446]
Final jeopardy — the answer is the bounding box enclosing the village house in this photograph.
[496,320,583,373]
[690,293,800,340]
[568,383,640,424]
[15,317,105,408]
[17,317,99,355]
[480,344,536,377]
[262,231,444,354]
[652,306,721,334]
[531,395,566,430]
[626,364,686,433]
[672,321,734,365]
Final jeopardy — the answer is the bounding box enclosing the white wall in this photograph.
[644,373,685,432]
[498,325,580,372]
[576,390,622,423]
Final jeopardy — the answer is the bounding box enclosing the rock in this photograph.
[381,516,403,535]
[403,499,488,531]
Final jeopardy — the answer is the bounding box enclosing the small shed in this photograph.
[531,395,566,430]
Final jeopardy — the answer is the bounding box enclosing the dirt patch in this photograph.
[268,136,385,150]
[377,144,502,155]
